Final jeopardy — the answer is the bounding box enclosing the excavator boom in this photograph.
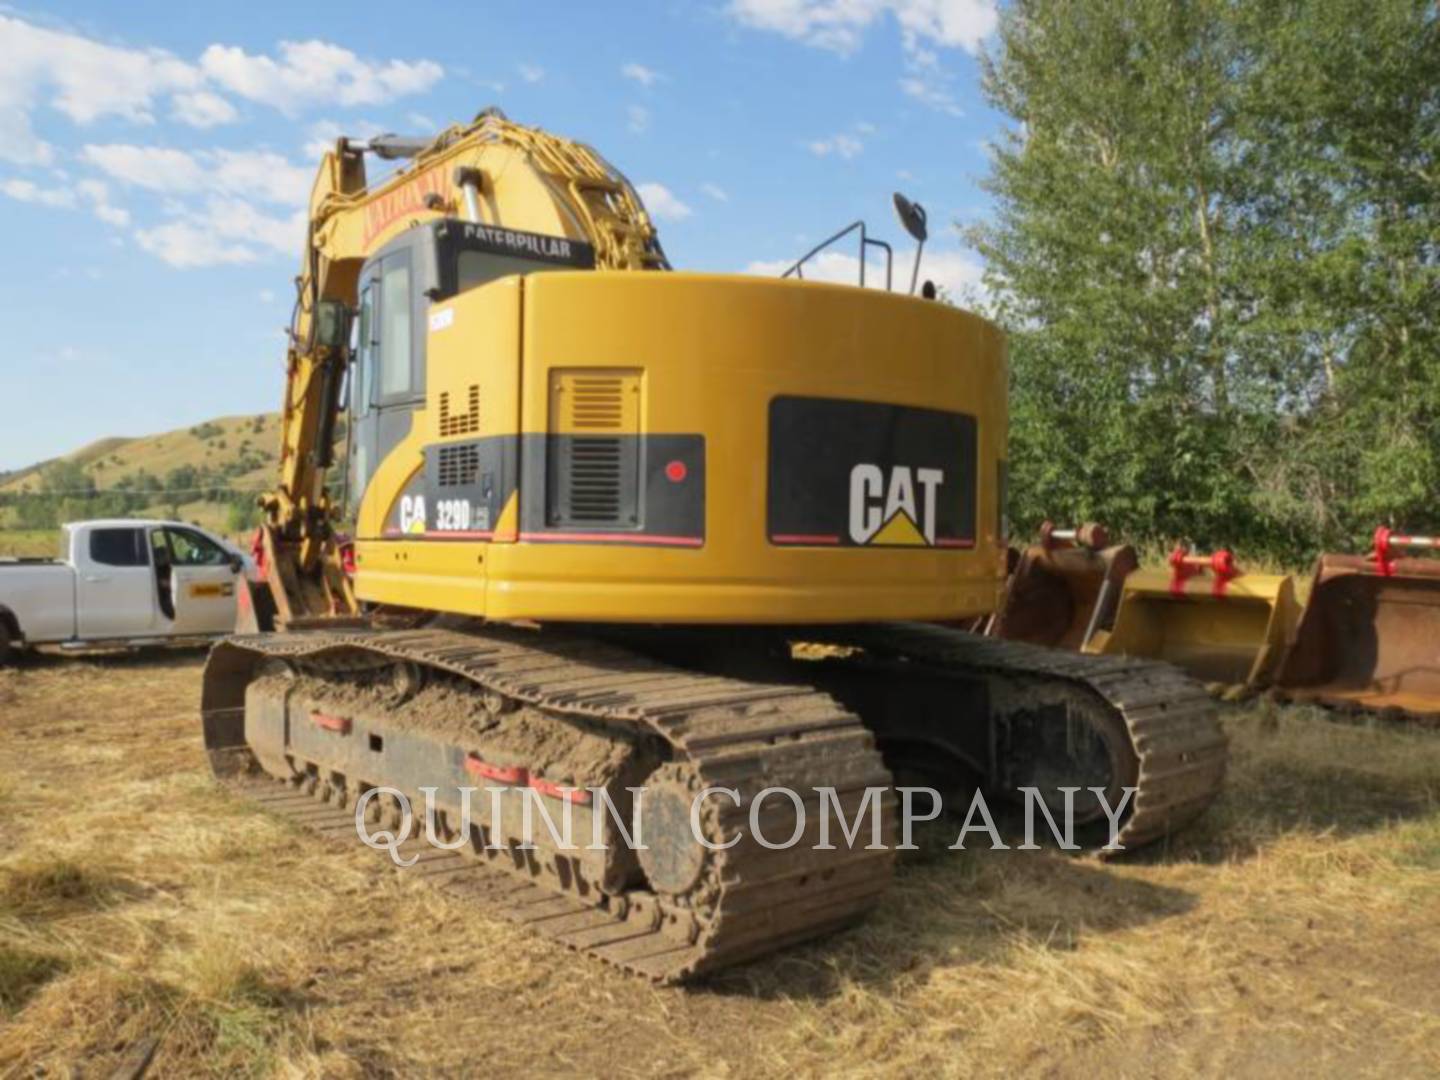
[251,108,666,628]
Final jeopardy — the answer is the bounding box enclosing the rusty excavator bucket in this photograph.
[1273,527,1440,723]
[1086,546,1300,692]
[234,523,364,634]
[984,522,1138,650]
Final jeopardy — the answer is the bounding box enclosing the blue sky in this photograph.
[0,1,1004,471]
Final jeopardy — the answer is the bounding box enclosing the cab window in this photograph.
[353,282,375,416]
[164,528,228,566]
[378,257,413,399]
[89,527,147,567]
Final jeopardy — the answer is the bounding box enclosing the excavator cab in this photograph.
[1274,527,1440,721]
[985,522,1137,650]
[1087,545,1299,691]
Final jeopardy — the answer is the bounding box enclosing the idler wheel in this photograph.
[637,764,712,897]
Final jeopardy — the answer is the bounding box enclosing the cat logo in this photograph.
[398,494,428,534]
[848,464,944,546]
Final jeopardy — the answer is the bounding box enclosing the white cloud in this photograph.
[136,219,257,268]
[745,247,987,305]
[0,14,203,164]
[201,40,442,114]
[171,90,238,128]
[76,179,130,226]
[701,182,729,202]
[406,111,436,131]
[900,73,963,117]
[725,2,992,117]
[82,144,312,205]
[517,63,545,84]
[621,63,662,87]
[807,133,864,159]
[627,105,650,134]
[258,288,276,303]
[135,197,305,268]
[0,15,442,165]
[637,182,692,223]
[81,144,201,193]
[209,149,312,204]
[2,175,130,225]
[725,0,997,56]
[1,177,76,208]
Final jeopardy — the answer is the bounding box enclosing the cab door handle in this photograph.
[83,575,110,583]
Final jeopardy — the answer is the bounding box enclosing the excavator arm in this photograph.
[246,108,666,629]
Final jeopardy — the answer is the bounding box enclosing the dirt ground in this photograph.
[0,651,1437,1078]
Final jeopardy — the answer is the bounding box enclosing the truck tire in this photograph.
[0,619,14,667]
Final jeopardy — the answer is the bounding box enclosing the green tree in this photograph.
[971,0,1439,563]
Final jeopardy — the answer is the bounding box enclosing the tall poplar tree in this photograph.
[972,0,1439,562]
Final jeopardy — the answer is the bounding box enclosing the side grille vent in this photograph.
[564,438,623,522]
[568,377,625,430]
[437,443,481,487]
[547,369,641,528]
[439,384,480,437]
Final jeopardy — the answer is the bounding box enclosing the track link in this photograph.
[818,623,1229,849]
[202,625,896,982]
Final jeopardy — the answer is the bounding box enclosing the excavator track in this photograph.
[201,622,1226,982]
[814,623,1228,850]
[202,625,897,983]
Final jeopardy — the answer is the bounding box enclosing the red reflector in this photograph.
[529,777,594,805]
[464,754,527,785]
[664,459,688,483]
[312,713,351,734]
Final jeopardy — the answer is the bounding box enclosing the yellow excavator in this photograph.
[201,109,1227,982]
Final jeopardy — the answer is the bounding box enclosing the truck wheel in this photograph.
[0,620,14,666]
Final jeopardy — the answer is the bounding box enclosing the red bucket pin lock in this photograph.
[1168,544,1238,597]
[1371,526,1440,578]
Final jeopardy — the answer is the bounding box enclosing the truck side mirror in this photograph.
[227,554,244,574]
[313,300,352,351]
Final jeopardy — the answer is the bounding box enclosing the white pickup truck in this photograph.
[0,519,256,662]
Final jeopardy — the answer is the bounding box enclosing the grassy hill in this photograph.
[0,413,285,554]
[0,414,282,498]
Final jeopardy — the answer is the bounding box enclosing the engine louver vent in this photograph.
[568,376,625,430]
[564,438,623,522]
[439,384,480,437]
[437,443,481,487]
[547,370,641,528]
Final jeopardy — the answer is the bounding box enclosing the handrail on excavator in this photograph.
[782,220,893,290]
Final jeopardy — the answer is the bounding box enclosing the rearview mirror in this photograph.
[893,193,929,295]
[893,192,928,243]
[313,299,352,351]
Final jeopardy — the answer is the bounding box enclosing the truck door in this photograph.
[77,526,159,638]
[154,526,241,634]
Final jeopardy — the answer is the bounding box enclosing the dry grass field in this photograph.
[1,651,1437,1078]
